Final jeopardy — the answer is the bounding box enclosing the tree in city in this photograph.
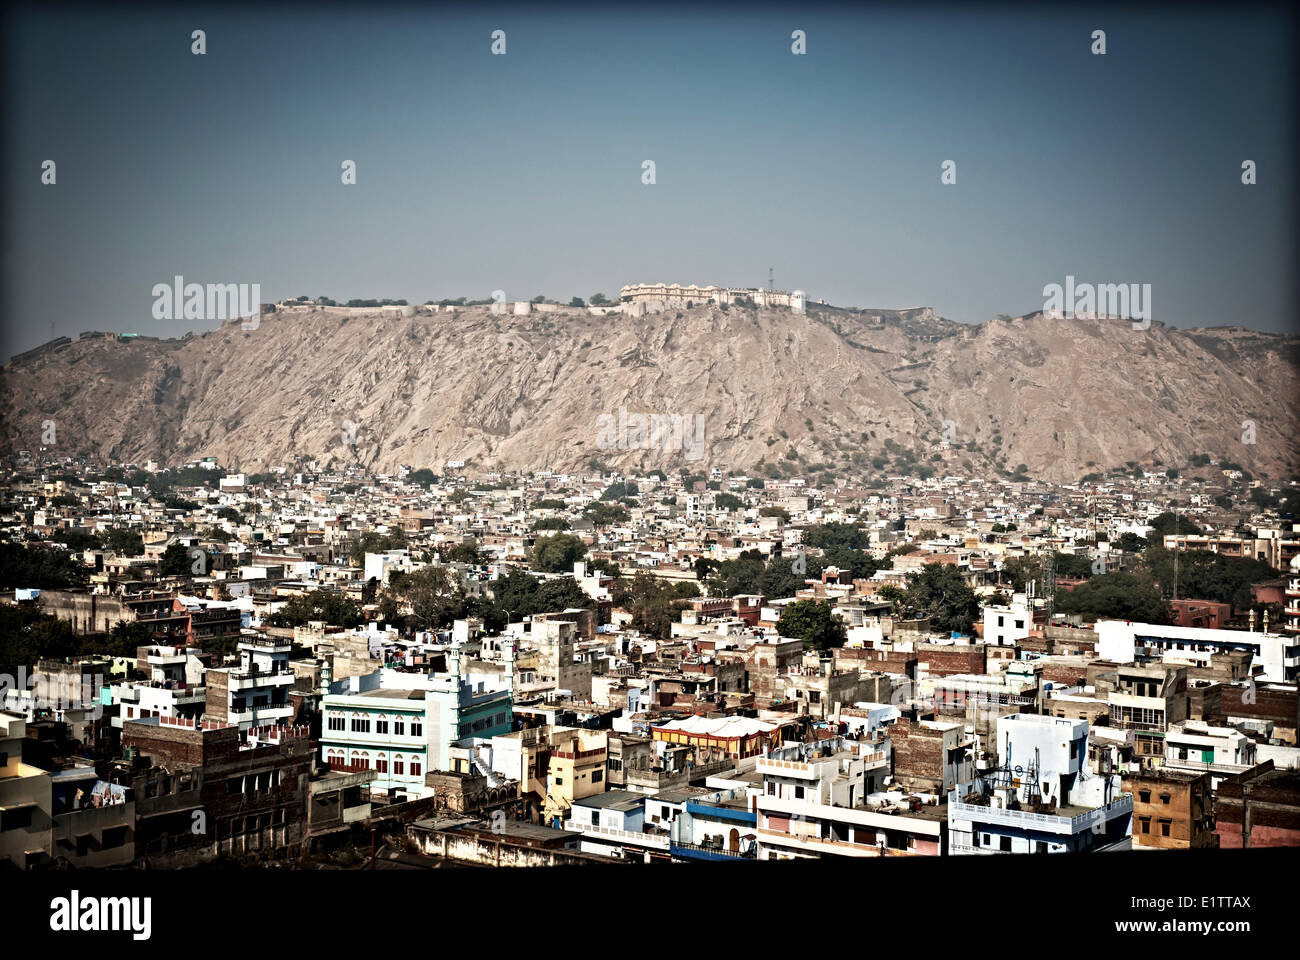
[159,543,192,577]
[715,492,744,511]
[269,590,363,628]
[383,564,464,630]
[530,533,588,573]
[0,543,89,589]
[487,569,594,623]
[443,540,488,565]
[1114,532,1149,553]
[802,522,870,552]
[584,502,629,527]
[1053,571,1171,624]
[611,573,698,639]
[1138,547,1277,609]
[777,599,847,650]
[889,563,980,634]
[348,530,407,566]
[1147,512,1203,537]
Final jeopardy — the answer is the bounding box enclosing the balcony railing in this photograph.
[562,821,671,848]
[670,840,757,860]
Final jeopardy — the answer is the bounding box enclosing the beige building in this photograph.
[619,283,797,309]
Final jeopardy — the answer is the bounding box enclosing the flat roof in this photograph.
[572,789,645,811]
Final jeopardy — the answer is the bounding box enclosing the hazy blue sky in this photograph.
[3,3,1296,357]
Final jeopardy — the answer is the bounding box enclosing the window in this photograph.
[1139,790,1151,804]
[794,785,804,800]
[0,806,33,831]
[999,836,1012,852]
[393,760,404,776]
[555,776,564,785]
[410,722,422,737]
[393,720,405,736]
[1139,817,1150,834]
[592,770,602,783]
[409,761,421,777]
[328,714,345,732]
[1160,820,1171,837]
[376,758,388,773]
[1159,794,1171,805]
[375,719,389,735]
[351,717,370,733]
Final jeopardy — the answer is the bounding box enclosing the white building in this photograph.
[982,592,1034,646]
[1096,619,1300,683]
[750,738,939,860]
[947,714,1132,855]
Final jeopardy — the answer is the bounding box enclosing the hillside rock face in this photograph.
[2,305,1296,482]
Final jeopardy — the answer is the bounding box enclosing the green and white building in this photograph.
[320,645,514,799]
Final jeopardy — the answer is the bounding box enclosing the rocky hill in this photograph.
[1,304,1296,482]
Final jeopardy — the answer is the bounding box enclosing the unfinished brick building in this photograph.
[118,716,313,866]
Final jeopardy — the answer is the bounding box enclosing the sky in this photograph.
[3,2,1296,358]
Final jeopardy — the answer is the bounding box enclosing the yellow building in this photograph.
[541,730,608,826]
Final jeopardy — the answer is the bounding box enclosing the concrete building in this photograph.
[1215,762,1300,848]
[0,712,53,869]
[983,592,1035,646]
[890,717,974,795]
[651,714,779,762]
[541,729,608,826]
[321,650,513,799]
[1095,619,1300,683]
[1162,721,1257,785]
[1101,663,1189,760]
[204,636,296,731]
[753,739,937,859]
[948,714,1132,854]
[119,716,312,865]
[1122,768,1215,849]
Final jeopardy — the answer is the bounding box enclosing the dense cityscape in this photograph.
[2,449,1297,874]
